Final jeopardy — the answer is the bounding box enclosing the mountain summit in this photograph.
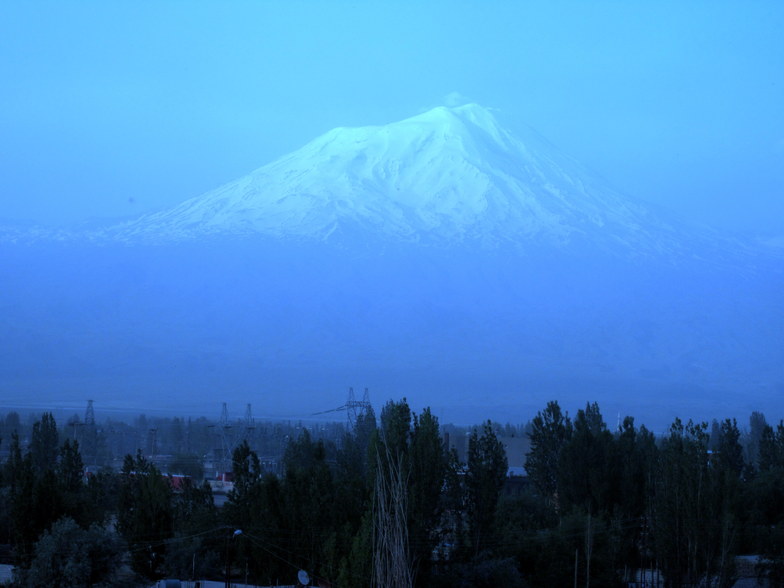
[111,104,687,254]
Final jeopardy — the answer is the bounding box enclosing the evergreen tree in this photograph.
[282,431,337,584]
[7,433,38,566]
[334,408,377,587]
[557,402,617,587]
[717,418,745,477]
[57,439,87,523]
[30,412,59,474]
[408,407,447,580]
[759,420,784,472]
[116,451,173,581]
[746,411,767,470]
[558,402,614,514]
[223,439,290,584]
[164,478,221,581]
[16,517,123,588]
[466,421,508,557]
[525,401,572,506]
[654,419,712,587]
[615,417,657,582]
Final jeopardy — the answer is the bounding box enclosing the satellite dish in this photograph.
[297,569,310,585]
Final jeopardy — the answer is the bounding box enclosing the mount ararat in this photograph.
[1,104,781,428]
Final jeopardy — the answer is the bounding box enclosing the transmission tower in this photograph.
[346,387,372,429]
[243,403,256,439]
[216,402,233,473]
[313,387,372,430]
[84,399,95,426]
[81,399,98,466]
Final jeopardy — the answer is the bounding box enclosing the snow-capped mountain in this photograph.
[109,104,699,256]
[1,104,781,428]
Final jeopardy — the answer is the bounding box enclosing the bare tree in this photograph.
[372,446,413,588]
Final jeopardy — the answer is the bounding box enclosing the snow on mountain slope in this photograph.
[1,105,781,426]
[108,104,692,254]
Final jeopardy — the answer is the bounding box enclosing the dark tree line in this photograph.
[2,403,784,586]
[518,402,784,587]
[0,413,124,586]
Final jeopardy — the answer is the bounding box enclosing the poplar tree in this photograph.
[116,451,173,581]
[525,401,572,507]
[466,421,508,556]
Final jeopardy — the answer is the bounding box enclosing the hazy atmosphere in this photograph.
[1,2,783,431]
[3,3,784,587]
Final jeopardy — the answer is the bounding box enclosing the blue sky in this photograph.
[1,1,782,235]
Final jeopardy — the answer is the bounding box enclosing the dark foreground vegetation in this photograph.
[1,400,784,587]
